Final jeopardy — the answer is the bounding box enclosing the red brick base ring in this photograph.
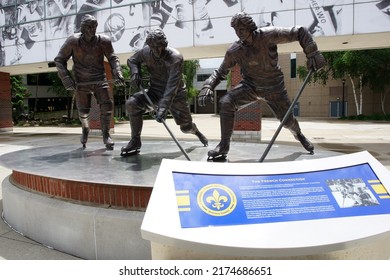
[11,171,152,211]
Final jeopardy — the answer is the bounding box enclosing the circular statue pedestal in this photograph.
[1,140,342,259]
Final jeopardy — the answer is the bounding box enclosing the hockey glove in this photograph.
[115,72,125,87]
[130,73,141,89]
[198,86,214,107]
[307,51,326,71]
[62,76,76,91]
[156,107,168,123]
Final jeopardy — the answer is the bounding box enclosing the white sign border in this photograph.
[141,151,390,258]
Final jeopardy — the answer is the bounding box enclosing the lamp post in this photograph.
[342,78,346,117]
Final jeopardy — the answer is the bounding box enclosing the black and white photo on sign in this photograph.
[328,178,380,208]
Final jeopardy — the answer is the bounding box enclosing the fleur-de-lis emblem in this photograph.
[206,189,228,210]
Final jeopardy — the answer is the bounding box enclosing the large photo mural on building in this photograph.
[0,0,389,67]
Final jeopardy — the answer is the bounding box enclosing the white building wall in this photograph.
[0,0,389,69]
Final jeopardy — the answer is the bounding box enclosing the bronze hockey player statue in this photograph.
[198,12,325,161]
[121,28,208,156]
[55,14,124,149]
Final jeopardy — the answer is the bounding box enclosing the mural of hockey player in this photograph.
[376,0,390,16]
[354,0,390,33]
[190,0,239,39]
[128,3,150,51]
[0,7,5,66]
[129,0,187,51]
[46,0,76,39]
[10,0,44,65]
[1,4,18,66]
[74,0,110,33]
[103,13,125,43]
[51,0,75,15]
[296,0,345,36]
[45,0,76,59]
[241,0,293,28]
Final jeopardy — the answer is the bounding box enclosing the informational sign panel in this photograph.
[173,163,390,228]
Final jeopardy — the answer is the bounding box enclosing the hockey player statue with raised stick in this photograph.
[198,12,325,161]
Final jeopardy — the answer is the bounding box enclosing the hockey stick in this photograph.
[76,79,121,87]
[140,85,191,161]
[259,68,314,163]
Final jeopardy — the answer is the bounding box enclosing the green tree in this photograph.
[363,49,390,115]
[226,71,232,90]
[113,65,131,119]
[297,49,390,116]
[10,75,30,123]
[183,60,199,99]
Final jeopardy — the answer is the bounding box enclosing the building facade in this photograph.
[193,52,390,118]
[1,0,389,129]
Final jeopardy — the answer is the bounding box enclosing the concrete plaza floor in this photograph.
[1,114,390,259]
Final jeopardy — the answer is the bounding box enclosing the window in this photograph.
[290,53,296,79]
[197,74,210,82]
[27,73,52,86]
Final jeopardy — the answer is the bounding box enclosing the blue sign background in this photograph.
[173,163,390,228]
